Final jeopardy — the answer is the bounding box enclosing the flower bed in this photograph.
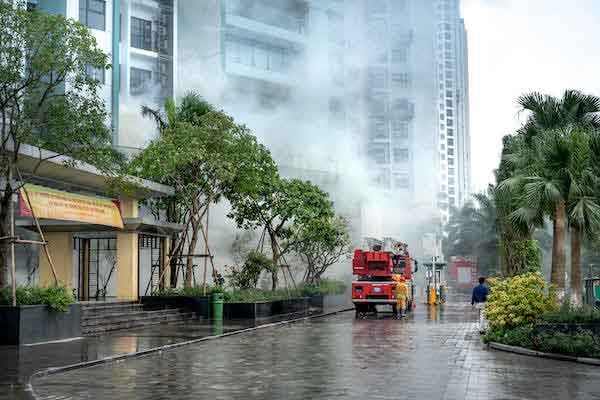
[0,285,80,345]
[483,273,600,359]
[146,280,348,320]
[0,304,81,345]
[0,285,74,312]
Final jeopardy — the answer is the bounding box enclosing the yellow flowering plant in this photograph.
[485,272,556,332]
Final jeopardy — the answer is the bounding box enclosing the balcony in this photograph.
[225,62,297,87]
[225,14,306,47]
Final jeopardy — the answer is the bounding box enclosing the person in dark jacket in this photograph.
[472,277,489,333]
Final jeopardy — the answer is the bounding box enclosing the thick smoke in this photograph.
[165,1,446,284]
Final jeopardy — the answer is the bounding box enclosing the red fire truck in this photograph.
[351,241,415,318]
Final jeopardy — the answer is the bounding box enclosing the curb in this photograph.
[26,307,353,399]
[488,342,600,366]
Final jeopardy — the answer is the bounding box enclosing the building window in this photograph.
[447,118,453,126]
[446,99,453,107]
[369,117,387,140]
[85,65,105,84]
[130,67,152,95]
[131,17,153,51]
[447,138,454,147]
[369,144,389,165]
[393,148,409,162]
[392,73,410,89]
[449,187,455,195]
[449,167,455,175]
[448,157,454,166]
[447,109,453,117]
[392,120,409,139]
[392,47,409,63]
[368,68,387,88]
[394,174,410,189]
[446,90,453,98]
[79,0,105,31]
[391,99,414,120]
[368,0,387,14]
[448,148,454,156]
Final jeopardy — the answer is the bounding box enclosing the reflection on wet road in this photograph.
[33,301,600,400]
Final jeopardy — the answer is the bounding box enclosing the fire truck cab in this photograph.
[351,241,415,318]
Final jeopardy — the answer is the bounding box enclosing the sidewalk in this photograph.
[0,319,256,400]
[1,304,351,400]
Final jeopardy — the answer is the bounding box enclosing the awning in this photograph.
[16,216,185,236]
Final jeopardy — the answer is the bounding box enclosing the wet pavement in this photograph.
[0,319,257,400]
[30,300,600,400]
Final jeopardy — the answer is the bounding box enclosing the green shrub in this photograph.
[224,288,292,303]
[149,279,347,303]
[152,285,218,297]
[485,272,555,332]
[299,279,347,296]
[535,330,600,358]
[0,285,74,312]
[152,287,181,297]
[483,326,535,347]
[226,250,276,290]
[541,301,600,324]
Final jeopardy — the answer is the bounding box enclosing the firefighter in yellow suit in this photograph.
[393,275,408,319]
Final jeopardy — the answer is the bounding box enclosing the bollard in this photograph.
[211,292,224,321]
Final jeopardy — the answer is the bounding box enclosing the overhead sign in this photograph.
[19,184,124,229]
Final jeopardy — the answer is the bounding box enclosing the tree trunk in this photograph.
[570,225,582,306]
[269,230,279,290]
[185,216,200,289]
[169,233,178,287]
[551,200,567,300]
[0,163,13,288]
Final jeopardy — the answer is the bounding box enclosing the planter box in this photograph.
[224,297,309,320]
[0,304,81,345]
[309,294,350,311]
[535,322,600,336]
[139,296,210,319]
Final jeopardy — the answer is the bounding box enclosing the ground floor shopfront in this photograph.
[13,144,181,301]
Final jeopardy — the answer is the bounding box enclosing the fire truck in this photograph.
[351,239,416,318]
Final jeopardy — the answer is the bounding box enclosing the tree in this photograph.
[228,178,334,290]
[500,90,600,297]
[443,187,500,276]
[131,103,278,288]
[0,4,112,287]
[136,92,214,287]
[291,216,351,284]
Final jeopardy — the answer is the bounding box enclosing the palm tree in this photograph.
[567,132,600,304]
[507,90,600,298]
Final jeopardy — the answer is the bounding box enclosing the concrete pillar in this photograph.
[119,198,139,218]
[117,232,139,300]
[39,232,73,288]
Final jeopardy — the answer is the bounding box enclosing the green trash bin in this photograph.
[211,292,224,321]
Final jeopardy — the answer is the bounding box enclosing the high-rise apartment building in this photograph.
[351,0,470,225]
[28,0,177,148]
[178,0,346,164]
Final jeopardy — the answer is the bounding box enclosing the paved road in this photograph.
[33,301,600,400]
